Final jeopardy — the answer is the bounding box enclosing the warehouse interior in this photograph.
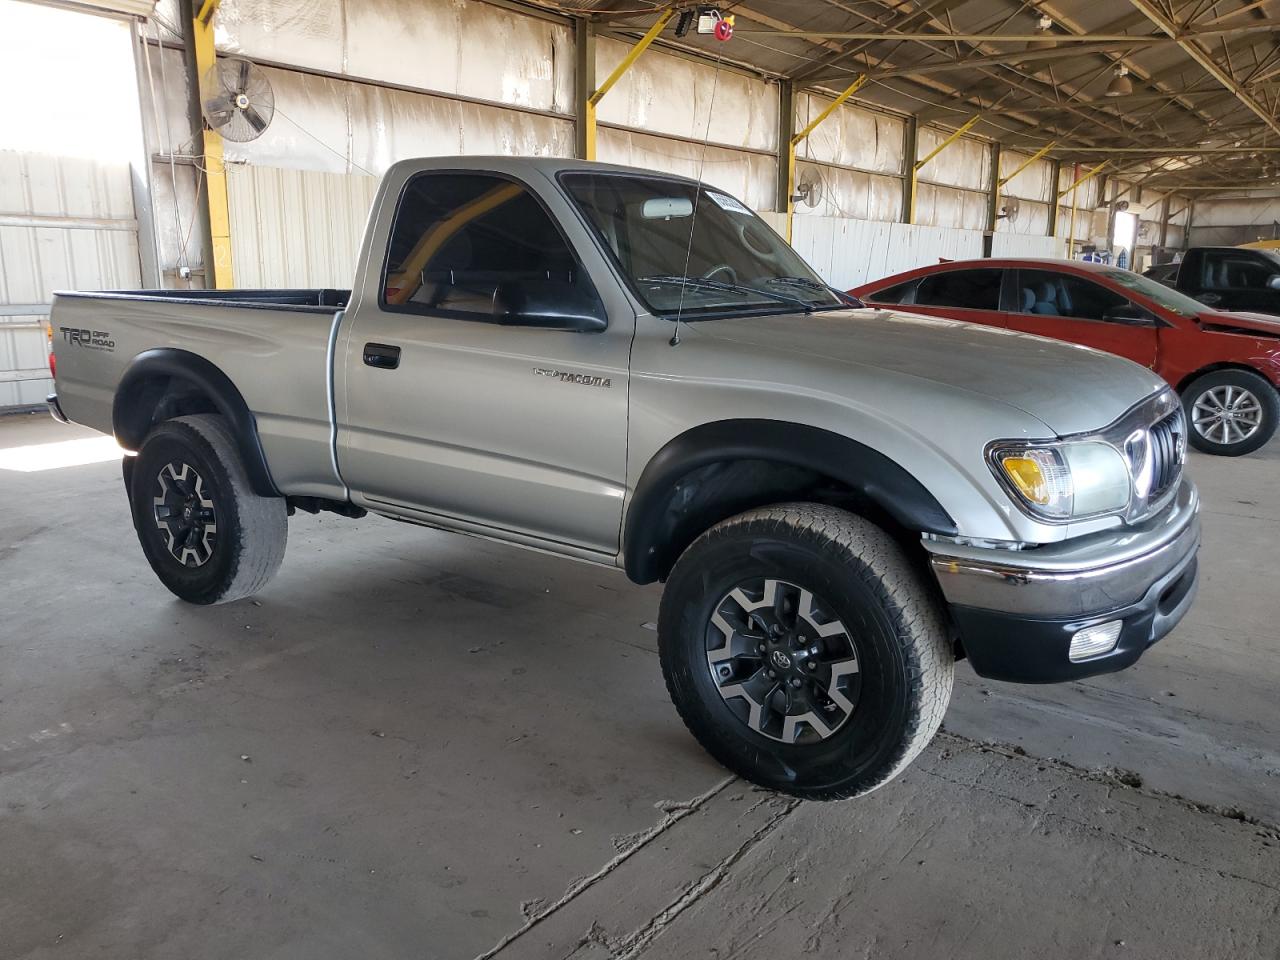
[2,0,1280,956]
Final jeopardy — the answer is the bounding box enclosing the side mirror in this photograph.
[494,278,607,332]
[1267,273,1280,292]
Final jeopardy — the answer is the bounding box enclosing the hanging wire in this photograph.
[670,47,725,347]
[272,105,376,176]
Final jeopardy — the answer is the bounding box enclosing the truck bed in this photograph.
[51,289,348,500]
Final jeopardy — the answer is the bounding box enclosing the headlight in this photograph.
[989,440,1130,522]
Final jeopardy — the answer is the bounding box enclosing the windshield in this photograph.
[1104,269,1211,318]
[560,172,844,318]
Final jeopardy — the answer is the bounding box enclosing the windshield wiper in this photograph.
[640,275,813,314]
[764,276,862,307]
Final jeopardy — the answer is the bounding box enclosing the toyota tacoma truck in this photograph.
[47,156,1200,801]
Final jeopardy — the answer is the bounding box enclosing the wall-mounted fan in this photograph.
[793,176,823,209]
[997,195,1021,223]
[201,56,275,142]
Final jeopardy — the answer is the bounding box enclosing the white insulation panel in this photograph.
[595,128,776,212]
[0,151,140,407]
[793,162,902,222]
[917,127,990,192]
[227,165,377,288]
[214,0,574,115]
[223,65,575,175]
[795,93,904,175]
[594,38,777,153]
[998,150,1054,203]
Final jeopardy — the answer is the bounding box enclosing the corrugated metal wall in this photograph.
[227,165,376,287]
[0,151,140,408]
[789,217,981,290]
[775,215,1064,290]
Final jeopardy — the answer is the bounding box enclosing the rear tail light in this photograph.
[46,322,55,378]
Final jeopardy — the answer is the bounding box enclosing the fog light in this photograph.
[1069,620,1123,662]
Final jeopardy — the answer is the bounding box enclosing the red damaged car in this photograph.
[850,258,1280,456]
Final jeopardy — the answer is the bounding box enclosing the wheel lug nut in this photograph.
[757,643,766,653]
[806,662,816,670]
[766,669,776,679]
[789,677,802,688]
[719,666,731,679]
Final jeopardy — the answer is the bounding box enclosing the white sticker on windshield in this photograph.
[706,191,752,215]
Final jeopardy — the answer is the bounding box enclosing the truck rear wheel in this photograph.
[658,503,953,801]
[1182,369,1278,456]
[128,414,287,605]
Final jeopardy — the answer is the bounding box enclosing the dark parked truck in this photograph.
[47,157,1200,800]
[1149,246,1280,316]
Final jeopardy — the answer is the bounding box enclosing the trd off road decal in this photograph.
[533,366,611,388]
[61,328,115,351]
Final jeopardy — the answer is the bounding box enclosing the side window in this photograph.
[913,269,1002,310]
[867,280,917,304]
[1015,269,1137,322]
[1202,253,1273,291]
[382,172,602,323]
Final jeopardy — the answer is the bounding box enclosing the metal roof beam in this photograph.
[1124,0,1280,138]
[736,22,1280,44]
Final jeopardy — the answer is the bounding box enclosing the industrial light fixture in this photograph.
[1106,64,1133,97]
[1028,14,1056,49]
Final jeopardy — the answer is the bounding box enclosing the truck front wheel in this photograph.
[658,504,953,801]
[128,414,287,605]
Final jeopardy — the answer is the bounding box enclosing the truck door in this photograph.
[336,169,633,557]
[1005,268,1159,369]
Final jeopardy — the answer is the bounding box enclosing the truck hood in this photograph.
[695,306,1165,436]
[1199,310,1280,337]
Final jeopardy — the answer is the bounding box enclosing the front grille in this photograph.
[1148,410,1184,501]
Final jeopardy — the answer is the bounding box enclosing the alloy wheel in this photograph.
[152,461,218,567]
[1192,385,1262,446]
[705,578,860,745]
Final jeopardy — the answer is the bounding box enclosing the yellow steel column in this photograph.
[192,0,232,288]
[1059,160,1108,258]
[786,73,867,243]
[909,114,981,224]
[584,10,675,162]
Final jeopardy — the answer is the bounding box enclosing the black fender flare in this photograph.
[112,348,279,497]
[622,419,957,584]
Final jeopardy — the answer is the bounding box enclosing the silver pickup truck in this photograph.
[48,156,1200,800]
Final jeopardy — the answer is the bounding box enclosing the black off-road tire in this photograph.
[658,503,953,801]
[128,414,288,605]
[1182,369,1278,457]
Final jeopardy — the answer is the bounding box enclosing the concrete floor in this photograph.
[1,413,1277,960]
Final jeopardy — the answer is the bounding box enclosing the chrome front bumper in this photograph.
[926,478,1200,682]
[928,478,1199,620]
